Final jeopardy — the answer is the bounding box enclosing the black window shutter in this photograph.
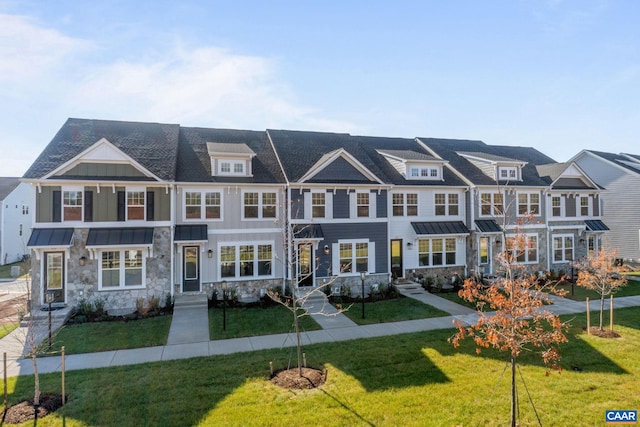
[84,190,93,222]
[52,190,61,222]
[117,191,125,221]
[146,191,155,221]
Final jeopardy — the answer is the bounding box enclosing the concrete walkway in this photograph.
[166,294,209,345]
[1,284,639,378]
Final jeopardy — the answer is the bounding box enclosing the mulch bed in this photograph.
[2,394,64,424]
[0,295,27,326]
[586,327,621,338]
[270,367,326,389]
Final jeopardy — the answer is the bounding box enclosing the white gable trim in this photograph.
[43,138,161,181]
[298,148,384,184]
[550,162,601,190]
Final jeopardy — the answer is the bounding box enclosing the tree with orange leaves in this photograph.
[574,248,627,331]
[450,218,569,427]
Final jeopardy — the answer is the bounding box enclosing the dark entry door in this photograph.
[297,243,314,286]
[183,246,200,292]
[44,252,65,303]
[390,239,403,278]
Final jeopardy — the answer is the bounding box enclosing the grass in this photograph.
[0,322,18,339]
[431,290,478,309]
[0,262,22,279]
[209,304,321,340]
[559,279,640,301]
[337,296,449,325]
[46,315,172,355]
[3,306,639,426]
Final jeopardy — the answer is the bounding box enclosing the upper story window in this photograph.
[208,142,255,178]
[218,160,246,176]
[498,167,517,181]
[357,192,369,217]
[480,192,503,216]
[22,205,29,215]
[312,192,325,218]
[127,191,145,220]
[63,190,82,221]
[406,164,441,180]
[517,192,540,216]
[392,193,418,216]
[185,191,222,220]
[411,168,419,177]
[551,196,562,217]
[435,193,459,216]
[580,196,590,216]
[243,191,277,219]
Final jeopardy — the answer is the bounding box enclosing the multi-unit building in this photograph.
[22,118,611,311]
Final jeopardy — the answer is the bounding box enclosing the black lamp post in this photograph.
[360,271,366,319]
[221,280,227,331]
[45,290,55,348]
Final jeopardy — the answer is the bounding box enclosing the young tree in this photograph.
[450,216,569,427]
[574,248,628,331]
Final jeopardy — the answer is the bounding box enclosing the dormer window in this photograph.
[376,149,446,181]
[499,167,517,180]
[207,142,255,178]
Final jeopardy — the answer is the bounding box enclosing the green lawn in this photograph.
[3,306,639,426]
[430,290,478,309]
[559,279,640,301]
[0,262,22,279]
[337,296,449,325]
[46,315,172,355]
[0,323,18,339]
[209,304,321,340]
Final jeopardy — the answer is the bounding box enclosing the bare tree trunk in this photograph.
[291,291,303,377]
[511,354,516,427]
[599,294,605,330]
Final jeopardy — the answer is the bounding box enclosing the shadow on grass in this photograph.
[6,307,638,425]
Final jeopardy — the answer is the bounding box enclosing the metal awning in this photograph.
[86,227,154,247]
[174,224,208,242]
[292,224,324,240]
[475,219,502,233]
[411,221,469,235]
[27,228,74,247]
[585,220,610,232]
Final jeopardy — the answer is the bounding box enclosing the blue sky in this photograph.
[1,0,638,176]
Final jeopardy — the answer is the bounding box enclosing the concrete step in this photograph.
[174,294,208,308]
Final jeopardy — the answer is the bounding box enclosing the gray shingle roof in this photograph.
[0,177,21,200]
[23,118,181,181]
[585,150,640,175]
[376,149,440,162]
[177,127,286,183]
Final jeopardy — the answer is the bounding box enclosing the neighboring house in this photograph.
[23,117,615,312]
[570,150,640,261]
[0,178,32,265]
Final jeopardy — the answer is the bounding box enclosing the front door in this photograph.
[44,252,65,303]
[297,243,314,286]
[479,237,491,274]
[390,239,403,278]
[183,246,200,292]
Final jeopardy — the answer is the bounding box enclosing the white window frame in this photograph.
[579,195,591,217]
[183,190,223,221]
[242,190,278,220]
[505,233,538,264]
[126,187,146,221]
[553,234,574,263]
[435,193,459,216]
[217,160,247,176]
[480,192,504,217]
[305,190,332,220]
[217,242,274,280]
[417,237,457,267]
[498,166,518,181]
[62,186,83,222]
[551,195,563,217]
[333,239,374,276]
[517,192,541,217]
[391,192,418,217]
[406,164,441,180]
[98,248,146,290]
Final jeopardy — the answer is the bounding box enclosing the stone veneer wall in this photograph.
[63,227,172,313]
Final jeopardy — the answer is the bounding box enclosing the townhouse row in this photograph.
[22,118,617,311]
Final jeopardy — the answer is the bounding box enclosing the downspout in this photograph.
[170,183,175,299]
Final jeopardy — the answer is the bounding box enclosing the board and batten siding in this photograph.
[575,154,640,260]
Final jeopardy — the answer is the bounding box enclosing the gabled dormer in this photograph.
[207,142,256,177]
[537,162,600,191]
[299,148,383,184]
[376,149,446,181]
[456,152,526,182]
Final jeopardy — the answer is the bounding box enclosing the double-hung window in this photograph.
[312,192,325,218]
[392,193,418,217]
[435,193,459,216]
[418,238,457,266]
[551,196,562,217]
[580,196,590,216]
[339,242,369,273]
[63,190,82,221]
[243,191,277,219]
[356,192,369,217]
[480,193,503,216]
[100,249,144,289]
[553,235,574,262]
[517,193,540,216]
[219,243,274,279]
[185,191,221,220]
[127,191,145,220]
